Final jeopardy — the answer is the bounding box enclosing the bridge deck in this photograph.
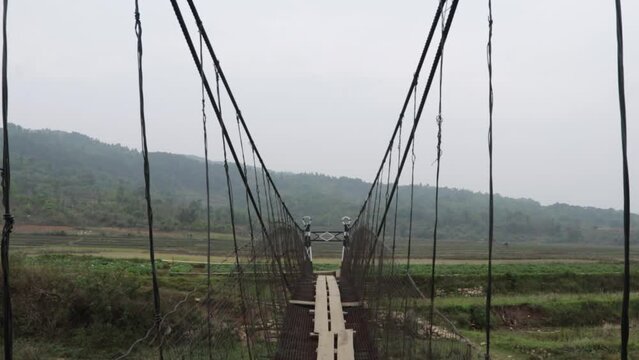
[275,272,377,360]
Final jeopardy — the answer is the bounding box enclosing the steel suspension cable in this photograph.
[390,123,402,266]
[198,30,213,360]
[386,121,403,355]
[382,139,393,248]
[1,0,13,357]
[428,3,447,357]
[356,5,461,314]
[235,113,271,350]
[400,140,417,359]
[485,0,495,358]
[353,0,448,226]
[215,68,222,116]
[252,149,264,221]
[235,113,254,231]
[614,0,631,358]
[185,0,300,231]
[371,176,384,232]
[168,0,291,290]
[133,3,163,359]
[370,0,460,256]
[380,139,395,355]
[262,168,275,227]
[406,88,418,274]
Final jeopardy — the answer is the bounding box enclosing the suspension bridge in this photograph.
[0,0,631,359]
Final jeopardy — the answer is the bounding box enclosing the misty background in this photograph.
[4,0,638,212]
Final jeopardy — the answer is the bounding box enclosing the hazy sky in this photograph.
[5,0,638,211]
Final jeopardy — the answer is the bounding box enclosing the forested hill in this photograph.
[5,125,637,244]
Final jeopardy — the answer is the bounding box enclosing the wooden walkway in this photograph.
[314,275,354,360]
[275,272,377,360]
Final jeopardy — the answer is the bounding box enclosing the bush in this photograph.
[169,263,194,274]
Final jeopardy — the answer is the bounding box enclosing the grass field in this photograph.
[13,224,639,262]
[5,226,639,359]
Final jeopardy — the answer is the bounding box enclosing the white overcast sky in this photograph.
[4,0,638,211]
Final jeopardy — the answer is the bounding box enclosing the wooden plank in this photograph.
[289,299,315,306]
[317,331,334,360]
[336,329,355,360]
[329,294,345,332]
[326,275,340,295]
[327,276,345,332]
[288,299,364,309]
[314,275,329,333]
[289,299,362,308]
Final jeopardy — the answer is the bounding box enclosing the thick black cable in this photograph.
[485,0,495,358]
[428,4,447,357]
[215,68,221,117]
[1,0,13,358]
[167,0,291,290]
[198,30,213,360]
[185,0,301,232]
[614,0,631,358]
[353,0,448,226]
[134,3,163,359]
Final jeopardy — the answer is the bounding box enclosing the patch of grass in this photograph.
[435,292,639,329]
[169,262,194,274]
[408,262,631,276]
[313,262,340,272]
[404,262,639,295]
[463,327,639,360]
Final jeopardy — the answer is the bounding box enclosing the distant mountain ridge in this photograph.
[4,124,637,244]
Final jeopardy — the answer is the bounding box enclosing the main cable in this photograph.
[133,3,163,358]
